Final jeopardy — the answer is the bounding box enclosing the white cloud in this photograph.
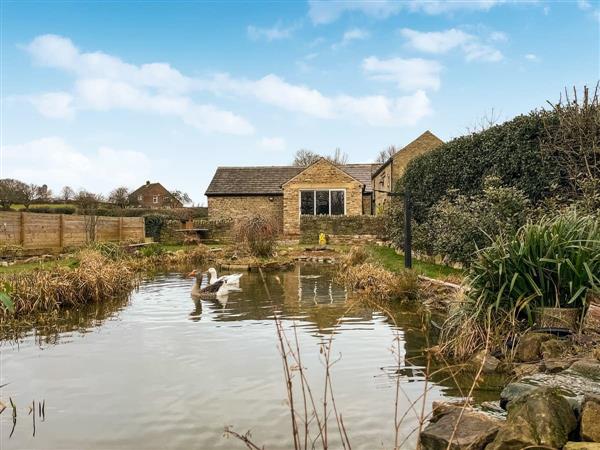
[30,92,75,119]
[399,28,471,53]
[308,0,504,24]
[259,137,286,151]
[200,72,432,126]
[24,35,253,135]
[331,28,370,50]
[362,56,442,91]
[400,28,504,62]
[489,31,508,42]
[524,53,540,61]
[578,0,592,10]
[2,137,151,193]
[247,22,298,41]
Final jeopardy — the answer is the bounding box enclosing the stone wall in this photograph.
[282,159,364,235]
[207,195,283,231]
[374,131,444,214]
[299,215,386,244]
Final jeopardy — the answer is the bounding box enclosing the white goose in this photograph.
[207,267,244,286]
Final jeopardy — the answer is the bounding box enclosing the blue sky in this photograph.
[1,0,598,204]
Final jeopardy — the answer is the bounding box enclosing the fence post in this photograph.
[404,190,412,269]
[59,214,65,249]
[20,212,26,246]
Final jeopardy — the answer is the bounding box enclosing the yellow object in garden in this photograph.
[319,233,327,246]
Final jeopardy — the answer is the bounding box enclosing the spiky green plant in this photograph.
[467,212,600,323]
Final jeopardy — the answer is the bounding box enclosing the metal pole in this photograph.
[404,190,412,269]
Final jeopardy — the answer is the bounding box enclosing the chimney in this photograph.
[145,180,150,186]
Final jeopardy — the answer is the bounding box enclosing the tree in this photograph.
[376,145,398,163]
[36,184,53,202]
[293,149,321,166]
[22,184,39,209]
[171,190,192,205]
[0,179,27,210]
[61,186,75,202]
[292,148,349,166]
[108,186,130,208]
[75,190,104,243]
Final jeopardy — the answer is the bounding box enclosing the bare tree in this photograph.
[36,184,53,202]
[171,190,192,205]
[292,148,349,166]
[293,149,322,166]
[327,147,348,165]
[376,145,398,163]
[0,179,27,210]
[108,186,130,208]
[466,108,502,134]
[75,190,104,242]
[22,184,39,210]
[60,186,75,202]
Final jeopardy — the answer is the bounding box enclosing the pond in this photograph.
[0,265,501,450]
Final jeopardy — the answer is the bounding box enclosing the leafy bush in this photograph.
[234,214,278,257]
[467,213,599,322]
[139,243,165,258]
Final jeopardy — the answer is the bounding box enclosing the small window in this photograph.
[153,195,159,203]
[137,195,143,201]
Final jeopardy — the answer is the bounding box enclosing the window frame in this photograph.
[152,195,160,204]
[298,189,346,216]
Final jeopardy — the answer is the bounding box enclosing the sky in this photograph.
[1,0,599,205]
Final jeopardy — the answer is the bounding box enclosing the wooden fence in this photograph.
[0,211,145,251]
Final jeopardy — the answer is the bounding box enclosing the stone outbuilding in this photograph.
[205,131,443,236]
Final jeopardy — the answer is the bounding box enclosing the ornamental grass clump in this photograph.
[337,263,419,301]
[441,212,600,359]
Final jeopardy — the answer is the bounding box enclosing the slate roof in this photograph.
[205,163,379,195]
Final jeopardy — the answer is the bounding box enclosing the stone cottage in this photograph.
[205,131,443,236]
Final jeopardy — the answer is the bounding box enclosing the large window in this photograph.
[300,190,345,216]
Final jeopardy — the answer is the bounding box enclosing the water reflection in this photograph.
[0,264,503,450]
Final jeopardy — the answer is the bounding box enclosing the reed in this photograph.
[336,262,419,301]
[0,250,137,318]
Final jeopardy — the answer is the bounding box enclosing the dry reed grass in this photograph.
[336,262,419,301]
[0,250,137,318]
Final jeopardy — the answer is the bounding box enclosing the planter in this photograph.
[583,292,600,333]
[534,307,582,332]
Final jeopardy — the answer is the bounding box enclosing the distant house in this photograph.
[129,181,183,209]
[205,131,443,235]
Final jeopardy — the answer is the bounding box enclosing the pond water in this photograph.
[0,265,501,450]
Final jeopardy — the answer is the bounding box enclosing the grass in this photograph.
[0,258,77,274]
[368,245,463,280]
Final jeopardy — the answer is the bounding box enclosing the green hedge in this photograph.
[400,112,559,221]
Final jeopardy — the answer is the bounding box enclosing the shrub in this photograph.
[143,214,169,241]
[86,242,125,260]
[234,214,278,257]
[441,213,600,358]
[139,243,165,258]
[28,206,76,214]
[336,262,419,301]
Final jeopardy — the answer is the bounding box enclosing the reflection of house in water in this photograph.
[199,264,375,334]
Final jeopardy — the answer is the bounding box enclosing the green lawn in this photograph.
[0,258,77,274]
[368,245,463,280]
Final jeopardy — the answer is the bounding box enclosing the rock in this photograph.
[564,443,600,450]
[500,382,538,410]
[420,409,502,450]
[541,358,576,373]
[581,395,600,442]
[487,388,577,450]
[583,303,600,334]
[470,350,501,373]
[514,333,554,362]
[570,359,600,381]
[512,363,540,378]
[431,401,470,421]
[541,338,569,359]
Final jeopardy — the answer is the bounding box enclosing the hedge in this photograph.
[399,111,560,222]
